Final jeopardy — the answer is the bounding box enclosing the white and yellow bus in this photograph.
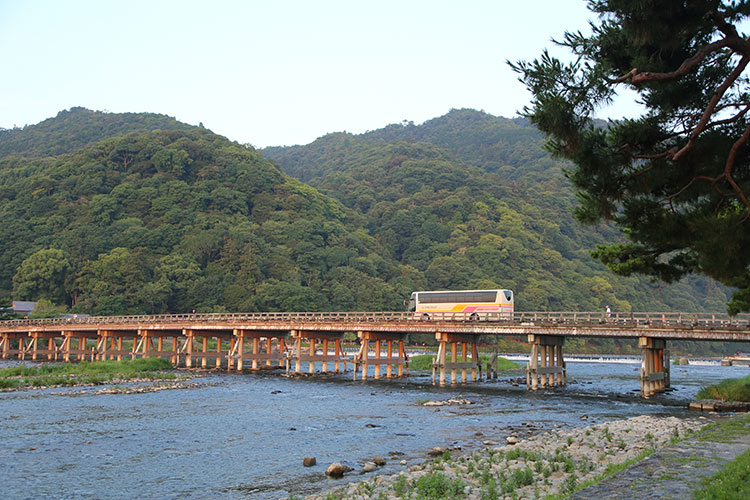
[407,289,514,319]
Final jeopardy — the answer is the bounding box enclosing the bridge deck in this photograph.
[1,311,749,341]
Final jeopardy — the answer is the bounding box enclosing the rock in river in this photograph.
[325,462,351,478]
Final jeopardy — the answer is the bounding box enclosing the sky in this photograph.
[1,0,640,148]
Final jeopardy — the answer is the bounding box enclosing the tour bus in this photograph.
[407,289,514,320]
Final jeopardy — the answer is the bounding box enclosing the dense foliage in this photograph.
[512,0,750,313]
[0,107,743,354]
[0,107,194,158]
[0,113,419,314]
[265,109,731,312]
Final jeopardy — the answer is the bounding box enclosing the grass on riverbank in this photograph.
[0,358,175,389]
[408,354,520,372]
[694,413,750,499]
[696,374,750,402]
[694,448,750,500]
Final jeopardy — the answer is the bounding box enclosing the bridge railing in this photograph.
[2,311,750,329]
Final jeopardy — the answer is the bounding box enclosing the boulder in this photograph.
[325,462,351,478]
[506,436,519,445]
[427,446,446,457]
[303,457,316,467]
[373,456,386,466]
[362,461,377,473]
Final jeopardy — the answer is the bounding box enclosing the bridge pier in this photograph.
[526,335,566,390]
[639,337,670,398]
[354,331,408,380]
[96,330,139,361]
[29,331,64,361]
[135,329,182,365]
[230,330,287,372]
[431,332,480,387]
[181,330,234,369]
[1,332,29,360]
[289,330,347,375]
[60,331,99,362]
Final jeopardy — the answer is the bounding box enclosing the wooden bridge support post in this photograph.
[252,337,259,370]
[639,337,667,398]
[30,333,39,361]
[450,342,457,385]
[1,333,8,359]
[291,330,301,374]
[374,340,381,379]
[309,337,316,374]
[356,332,368,380]
[355,331,407,381]
[386,340,392,378]
[183,329,194,368]
[433,332,480,386]
[201,336,208,368]
[526,335,566,390]
[236,329,244,371]
[216,337,222,369]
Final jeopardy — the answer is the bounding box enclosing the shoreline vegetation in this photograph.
[299,414,716,500]
[408,354,520,372]
[0,358,187,391]
[696,374,750,403]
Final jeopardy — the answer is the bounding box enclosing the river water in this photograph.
[1,359,746,500]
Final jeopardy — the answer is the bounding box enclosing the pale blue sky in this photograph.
[1,0,636,147]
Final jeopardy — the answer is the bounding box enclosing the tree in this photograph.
[511,1,750,313]
[13,248,72,304]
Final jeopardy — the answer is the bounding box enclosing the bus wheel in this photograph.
[469,313,479,321]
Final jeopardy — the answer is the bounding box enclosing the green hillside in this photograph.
[264,110,732,312]
[0,119,418,315]
[0,107,195,159]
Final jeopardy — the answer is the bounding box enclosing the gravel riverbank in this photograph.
[301,414,711,500]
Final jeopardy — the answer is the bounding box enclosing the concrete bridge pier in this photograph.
[639,337,670,398]
[229,330,288,371]
[354,331,408,381]
[432,332,480,387]
[289,330,347,375]
[526,335,566,390]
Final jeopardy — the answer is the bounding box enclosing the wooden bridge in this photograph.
[2,310,749,398]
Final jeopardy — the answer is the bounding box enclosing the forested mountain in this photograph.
[0,108,741,354]
[0,107,731,318]
[0,112,420,314]
[0,107,195,159]
[264,109,731,313]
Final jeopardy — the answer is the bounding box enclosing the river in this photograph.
[0,359,746,500]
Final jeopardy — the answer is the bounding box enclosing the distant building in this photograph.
[12,301,37,315]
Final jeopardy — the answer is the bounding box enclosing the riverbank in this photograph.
[301,414,712,500]
[0,358,191,391]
